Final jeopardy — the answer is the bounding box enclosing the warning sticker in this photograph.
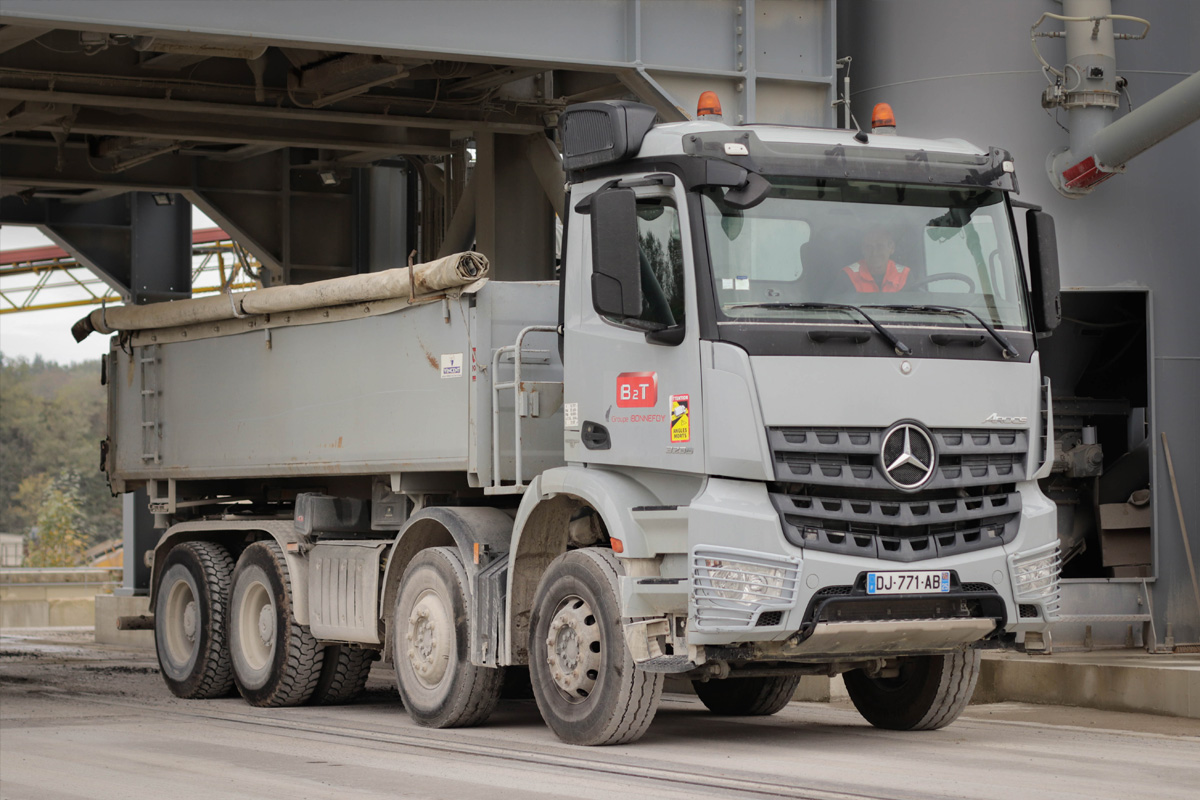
[441,353,464,379]
[564,402,579,429]
[669,394,690,443]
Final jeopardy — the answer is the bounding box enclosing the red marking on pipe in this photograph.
[1062,156,1117,190]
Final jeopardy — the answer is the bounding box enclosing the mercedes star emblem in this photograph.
[880,422,937,490]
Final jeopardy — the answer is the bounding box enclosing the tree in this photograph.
[25,473,91,568]
[0,353,120,547]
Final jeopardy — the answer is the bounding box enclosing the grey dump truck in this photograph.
[94,100,1064,745]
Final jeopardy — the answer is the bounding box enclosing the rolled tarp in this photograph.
[72,251,488,341]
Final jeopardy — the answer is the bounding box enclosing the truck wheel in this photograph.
[844,649,981,731]
[528,548,663,746]
[309,645,374,705]
[393,547,503,727]
[155,541,236,699]
[229,540,324,707]
[692,675,801,716]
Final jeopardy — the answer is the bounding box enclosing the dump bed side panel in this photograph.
[107,281,565,487]
[109,293,474,482]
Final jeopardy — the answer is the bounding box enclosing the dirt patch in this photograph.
[82,664,159,675]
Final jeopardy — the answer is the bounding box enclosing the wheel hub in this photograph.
[544,595,602,702]
[406,592,451,688]
[182,600,197,642]
[257,604,274,648]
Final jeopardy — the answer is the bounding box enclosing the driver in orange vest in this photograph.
[844,228,909,292]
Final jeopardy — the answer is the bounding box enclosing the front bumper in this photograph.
[621,477,1061,660]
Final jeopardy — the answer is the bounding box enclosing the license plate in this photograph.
[866,570,951,595]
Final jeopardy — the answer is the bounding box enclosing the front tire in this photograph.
[229,540,324,707]
[844,649,981,731]
[393,547,503,728]
[528,548,663,746]
[154,541,236,699]
[692,674,801,716]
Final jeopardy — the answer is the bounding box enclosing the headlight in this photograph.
[702,559,787,604]
[692,548,800,630]
[1009,544,1062,615]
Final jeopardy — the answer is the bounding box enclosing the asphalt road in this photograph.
[2,628,1197,800]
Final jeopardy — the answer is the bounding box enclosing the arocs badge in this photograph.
[670,394,690,443]
[616,372,657,407]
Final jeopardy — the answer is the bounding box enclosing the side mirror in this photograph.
[589,187,642,319]
[1026,210,1061,333]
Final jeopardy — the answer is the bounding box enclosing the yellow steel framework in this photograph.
[0,230,262,315]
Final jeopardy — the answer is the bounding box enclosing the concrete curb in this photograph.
[974,651,1200,719]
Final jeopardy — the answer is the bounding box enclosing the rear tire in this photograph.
[154,541,236,699]
[528,548,663,746]
[229,540,324,707]
[692,674,801,716]
[393,547,503,728]
[844,649,981,731]
[309,645,374,705]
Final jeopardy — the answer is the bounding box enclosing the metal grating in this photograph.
[773,489,1020,563]
[692,546,800,632]
[768,426,1028,491]
[1009,543,1062,620]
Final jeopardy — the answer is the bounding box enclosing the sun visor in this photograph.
[559,100,658,172]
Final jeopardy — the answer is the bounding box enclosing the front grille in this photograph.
[767,425,1028,562]
[962,583,995,593]
[692,547,801,631]
[1019,604,1039,618]
[769,427,1028,491]
[756,611,784,627]
[772,489,1021,563]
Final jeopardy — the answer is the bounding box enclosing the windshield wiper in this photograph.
[863,303,1019,358]
[727,301,912,356]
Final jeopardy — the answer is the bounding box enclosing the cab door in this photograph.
[562,177,705,474]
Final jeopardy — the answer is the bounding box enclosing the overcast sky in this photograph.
[1,209,216,366]
[0,225,110,365]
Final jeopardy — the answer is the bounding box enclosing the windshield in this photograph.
[702,178,1030,331]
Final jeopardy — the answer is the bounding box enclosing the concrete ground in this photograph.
[2,628,1197,800]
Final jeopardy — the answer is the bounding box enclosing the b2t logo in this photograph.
[616,372,657,408]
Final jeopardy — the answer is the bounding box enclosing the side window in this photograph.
[634,199,685,327]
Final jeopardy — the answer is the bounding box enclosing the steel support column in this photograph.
[0,191,191,303]
[115,488,155,596]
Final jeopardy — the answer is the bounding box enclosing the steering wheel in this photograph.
[906,273,977,292]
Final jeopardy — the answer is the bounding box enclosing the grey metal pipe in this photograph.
[1063,0,1118,156]
[1051,69,1200,194]
[1089,69,1200,169]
